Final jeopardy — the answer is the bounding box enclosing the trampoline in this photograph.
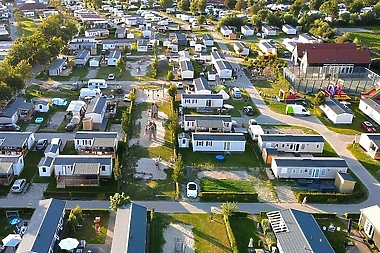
[35,117,44,124]
[216,155,224,162]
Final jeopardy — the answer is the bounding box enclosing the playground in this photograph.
[323,80,351,101]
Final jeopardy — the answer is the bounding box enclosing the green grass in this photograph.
[316,217,350,253]
[67,210,110,244]
[0,211,33,239]
[62,141,77,155]
[226,88,260,117]
[350,31,380,57]
[20,151,45,183]
[150,213,232,253]
[348,143,380,182]
[180,139,264,168]
[25,85,80,101]
[315,141,339,157]
[201,178,254,192]
[229,216,261,251]
[225,43,234,52]
[16,17,37,37]
[51,68,89,81]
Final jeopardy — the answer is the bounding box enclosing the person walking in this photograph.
[302,197,307,206]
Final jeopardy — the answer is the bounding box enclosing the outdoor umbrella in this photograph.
[9,217,22,226]
[2,234,22,247]
[59,238,79,250]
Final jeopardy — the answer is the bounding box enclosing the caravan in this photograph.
[80,88,102,98]
[88,79,107,89]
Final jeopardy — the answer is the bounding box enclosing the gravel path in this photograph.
[135,158,168,180]
[163,223,195,253]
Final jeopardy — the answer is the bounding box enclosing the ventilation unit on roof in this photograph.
[267,211,289,233]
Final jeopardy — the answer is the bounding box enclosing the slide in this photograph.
[361,87,378,99]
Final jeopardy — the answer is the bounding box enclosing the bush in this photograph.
[230,211,249,218]
[261,218,270,235]
[265,232,276,248]
[312,213,337,219]
[344,212,361,221]
[224,216,239,253]
[199,192,258,202]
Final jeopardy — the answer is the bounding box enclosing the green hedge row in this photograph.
[344,212,361,221]
[43,191,114,199]
[224,216,239,253]
[312,213,337,219]
[199,192,258,202]
[230,211,249,218]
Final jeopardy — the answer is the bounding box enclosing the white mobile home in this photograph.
[211,51,226,65]
[191,133,246,152]
[259,40,277,55]
[85,96,107,124]
[88,79,107,89]
[220,26,233,36]
[193,77,211,94]
[258,134,324,153]
[46,58,65,76]
[359,133,380,160]
[181,94,223,108]
[44,144,59,159]
[359,98,380,125]
[248,125,264,141]
[215,60,233,79]
[241,25,254,36]
[202,34,214,47]
[38,156,54,177]
[262,25,277,36]
[282,24,296,35]
[179,60,194,80]
[107,50,121,66]
[183,115,232,132]
[271,157,348,179]
[74,49,90,68]
[319,98,353,124]
[233,42,249,56]
[80,88,102,98]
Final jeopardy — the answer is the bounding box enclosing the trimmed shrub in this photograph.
[199,192,258,202]
[224,216,239,253]
[230,211,249,218]
[43,191,114,199]
[344,212,361,221]
[312,213,337,219]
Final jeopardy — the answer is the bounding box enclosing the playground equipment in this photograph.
[324,80,351,101]
[278,88,303,102]
[361,85,380,100]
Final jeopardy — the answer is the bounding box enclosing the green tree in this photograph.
[309,19,336,38]
[249,1,263,14]
[167,84,177,98]
[267,13,282,27]
[309,0,323,10]
[221,202,238,217]
[68,212,78,231]
[257,9,270,22]
[78,26,85,35]
[109,193,131,212]
[116,57,126,74]
[166,71,174,81]
[159,0,173,9]
[373,2,380,18]
[250,15,262,27]
[338,12,351,25]
[121,111,129,133]
[113,156,122,181]
[172,154,184,197]
[218,14,246,29]
[4,75,25,94]
[312,92,326,107]
[289,0,303,18]
[224,0,237,10]
[151,55,158,78]
[283,14,298,26]
[178,0,190,11]
[319,1,338,20]
[198,0,207,12]
[359,11,376,25]
[235,0,247,11]
[348,0,364,13]
[196,15,206,26]
[190,0,198,14]
[148,0,155,7]
[0,82,12,102]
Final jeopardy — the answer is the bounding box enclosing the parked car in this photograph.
[71,82,78,91]
[36,139,48,150]
[108,74,115,80]
[11,179,26,193]
[186,182,198,198]
[65,123,77,132]
[51,138,62,149]
[232,87,241,98]
[123,94,131,102]
[52,98,68,107]
[243,106,254,116]
[249,119,258,125]
[362,121,376,132]
[0,123,20,131]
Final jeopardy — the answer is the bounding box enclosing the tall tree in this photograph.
[196,15,206,26]
[319,0,338,20]
[0,82,12,102]
[309,19,336,38]
[348,0,364,13]
[172,155,184,197]
[374,2,380,18]
[289,0,303,18]
[224,0,237,10]
[249,1,263,14]
[178,0,190,11]
[109,193,131,212]
[159,0,173,9]
[309,0,323,10]
[4,75,25,94]
[221,202,238,217]
[190,0,198,14]
[116,57,126,74]
[235,0,247,11]
[198,0,207,13]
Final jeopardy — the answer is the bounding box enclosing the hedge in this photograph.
[199,192,258,202]
[230,211,249,218]
[312,213,337,219]
[43,191,114,199]
[224,216,239,253]
[344,212,361,221]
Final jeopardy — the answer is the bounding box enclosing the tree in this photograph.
[373,2,380,18]
[121,111,129,133]
[359,11,376,25]
[249,2,263,15]
[148,0,155,7]
[309,0,323,10]
[178,0,190,11]
[218,14,246,29]
[159,0,173,9]
[319,1,338,20]
[190,0,198,14]
[224,0,237,10]
[257,9,270,21]
[267,13,282,27]
[235,0,247,11]
[283,14,298,26]
[0,82,12,102]
[166,71,174,81]
[167,84,177,98]
[116,57,126,74]
[338,12,351,25]
[4,75,25,94]
[110,193,131,212]
[312,92,326,107]
[78,26,85,35]
[221,202,238,217]
[113,156,122,181]
[289,0,303,18]
[309,19,336,38]
[14,60,32,81]
[348,0,364,13]
[198,0,207,13]
[68,206,82,232]
[250,15,262,27]
[196,15,206,26]
[172,154,184,197]
[151,55,158,78]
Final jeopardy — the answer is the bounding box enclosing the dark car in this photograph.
[65,123,77,132]
[36,139,48,150]
[0,123,21,131]
[362,121,376,133]
[243,106,254,116]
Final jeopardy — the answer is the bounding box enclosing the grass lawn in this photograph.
[350,30,380,57]
[229,216,261,251]
[315,141,339,157]
[0,211,33,239]
[315,217,350,253]
[201,178,254,192]
[51,68,89,82]
[67,210,110,244]
[62,141,77,155]
[19,151,45,182]
[180,139,264,168]
[253,79,290,114]
[25,85,80,101]
[226,88,260,117]
[16,17,37,37]
[348,143,380,182]
[225,43,234,52]
[150,213,232,253]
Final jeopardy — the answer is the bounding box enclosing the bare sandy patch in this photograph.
[135,88,168,103]
[163,223,195,253]
[129,110,167,148]
[135,158,168,180]
[198,170,250,180]
[128,59,152,76]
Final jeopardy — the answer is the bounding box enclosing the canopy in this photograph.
[66,101,86,112]
[52,98,68,107]
[2,234,22,247]
[218,89,230,100]
[59,238,79,250]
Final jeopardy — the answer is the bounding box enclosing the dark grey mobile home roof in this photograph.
[182,93,223,99]
[192,133,246,141]
[184,114,232,122]
[1,98,33,118]
[74,49,90,59]
[260,134,324,143]
[274,157,348,168]
[75,131,118,139]
[202,34,213,40]
[16,199,66,253]
[269,209,335,253]
[365,134,380,147]
[87,96,107,114]
[211,51,225,60]
[38,156,54,167]
[362,98,380,114]
[216,60,232,70]
[193,76,209,91]
[111,203,147,253]
[0,132,32,147]
[180,60,194,71]
[54,155,112,166]
[46,58,65,71]
[324,98,352,114]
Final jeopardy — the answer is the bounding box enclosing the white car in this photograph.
[176,82,183,89]
[186,182,198,198]
[108,74,115,80]
[11,179,26,193]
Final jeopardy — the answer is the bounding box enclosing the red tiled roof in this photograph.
[305,49,371,64]
[296,43,357,57]
[16,2,48,11]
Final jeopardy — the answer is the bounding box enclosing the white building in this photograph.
[89,57,100,67]
[258,134,324,153]
[193,77,211,94]
[241,25,254,36]
[259,40,277,55]
[211,51,225,65]
[34,101,49,113]
[179,60,194,79]
[220,26,233,36]
[84,96,107,124]
[359,133,380,160]
[215,60,233,79]
[107,50,121,66]
[191,133,246,152]
[233,42,249,56]
[282,24,297,35]
[319,98,353,124]
[262,25,277,36]
[359,98,380,125]
[181,94,223,108]
[183,114,232,132]
[202,34,214,47]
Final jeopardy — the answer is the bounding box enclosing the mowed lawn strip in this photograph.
[229,215,261,251]
[347,144,380,182]
[201,178,254,192]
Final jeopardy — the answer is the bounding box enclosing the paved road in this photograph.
[8,5,18,41]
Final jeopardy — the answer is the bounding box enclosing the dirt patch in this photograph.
[198,170,250,180]
[129,110,167,148]
[127,58,152,77]
[135,88,168,103]
[25,124,39,132]
[135,158,168,180]
[163,223,195,253]
[337,27,374,33]
[41,111,66,131]
[262,127,310,135]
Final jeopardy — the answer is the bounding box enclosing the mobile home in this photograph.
[88,79,107,89]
